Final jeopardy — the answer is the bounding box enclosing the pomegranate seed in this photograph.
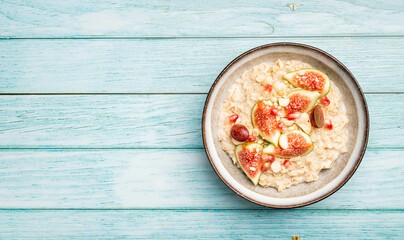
[261,154,275,163]
[283,160,291,168]
[261,162,271,172]
[264,84,273,92]
[263,154,275,162]
[228,114,238,123]
[270,107,279,116]
[324,119,333,130]
[277,122,285,130]
[247,135,256,142]
[287,112,301,120]
[320,96,330,106]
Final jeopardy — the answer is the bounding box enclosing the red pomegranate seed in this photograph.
[324,119,333,130]
[270,107,279,116]
[320,96,330,106]
[261,162,271,172]
[283,160,291,168]
[287,112,301,120]
[277,122,285,130]
[264,84,273,92]
[268,154,275,162]
[228,114,238,123]
[261,154,275,163]
[247,135,256,142]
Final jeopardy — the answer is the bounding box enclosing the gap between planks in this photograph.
[1,35,404,40]
[0,92,403,95]
[0,209,402,212]
[0,147,401,150]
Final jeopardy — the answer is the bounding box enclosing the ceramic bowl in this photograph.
[202,42,369,208]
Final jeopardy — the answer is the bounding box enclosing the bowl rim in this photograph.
[201,42,369,208]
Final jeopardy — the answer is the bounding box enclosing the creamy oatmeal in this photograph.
[218,59,348,191]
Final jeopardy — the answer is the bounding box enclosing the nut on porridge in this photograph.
[218,59,348,191]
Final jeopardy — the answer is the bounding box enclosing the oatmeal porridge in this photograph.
[218,59,348,191]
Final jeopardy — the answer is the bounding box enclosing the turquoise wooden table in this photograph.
[1,1,403,239]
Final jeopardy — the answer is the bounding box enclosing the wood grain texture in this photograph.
[1,0,403,237]
[0,94,203,148]
[1,38,404,93]
[0,94,402,149]
[0,209,402,239]
[0,149,403,209]
[1,0,403,38]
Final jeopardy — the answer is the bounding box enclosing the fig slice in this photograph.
[285,90,321,115]
[282,68,331,96]
[235,143,263,185]
[251,100,281,146]
[263,130,313,158]
[263,144,276,154]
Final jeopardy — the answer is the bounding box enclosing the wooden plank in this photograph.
[0,209,402,239]
[0,94,402,149]
[0,149,402,209]
[1,0,403,38]
[0,38,403,93]
[0,94,203,149]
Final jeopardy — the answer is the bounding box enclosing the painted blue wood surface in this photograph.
[1,0,403,37]
[0,94,402,149]
[0,149,403,209]
[0,0,403,238]
[0,38,403,93]
[0,210,402,239]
